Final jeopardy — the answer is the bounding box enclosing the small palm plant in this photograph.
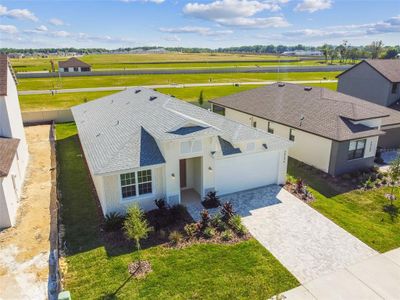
[124,204,153,266]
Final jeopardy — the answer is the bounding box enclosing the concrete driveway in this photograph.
[223,186,377,283]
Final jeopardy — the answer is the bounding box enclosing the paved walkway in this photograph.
[283,247,400,299]
[18,79,338,95]
[242,187,376,283]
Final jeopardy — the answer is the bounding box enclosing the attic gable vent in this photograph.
[278,82,285,87]
[304,86,312,91]
[135,89,141,94]
[149,96,157,101]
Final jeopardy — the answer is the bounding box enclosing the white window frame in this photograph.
[119,168,155,202]
[180,140,203,154]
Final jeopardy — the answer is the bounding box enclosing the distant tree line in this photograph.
[1,42,399,60]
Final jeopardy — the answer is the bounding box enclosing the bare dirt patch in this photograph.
[0,125,53,300]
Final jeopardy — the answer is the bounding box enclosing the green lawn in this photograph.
[18,71,340,91]
[288,159,400,253]
[20,82,337,111]
[56,123,298,299]
[12,52,352,72]
[19,91,118,111]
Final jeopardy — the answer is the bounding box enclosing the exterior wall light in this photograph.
[171,173,175,178]
[208,167,213,172]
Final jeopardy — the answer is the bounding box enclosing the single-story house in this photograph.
[58,57,91,72]
[337,59,400,148]
[0,54,29,228]
[71,88,292,215]
[210,83,400,176]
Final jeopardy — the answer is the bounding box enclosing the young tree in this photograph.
[321,44,330,63]
[124,205,153,264]
[198,90,204,106]
[369,40,384,59]
[388,156,400,205]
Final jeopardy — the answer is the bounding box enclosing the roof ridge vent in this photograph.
[149,96,157,101]
[135,89,141,94]
[304,86,312,91]
[278,82,285,87]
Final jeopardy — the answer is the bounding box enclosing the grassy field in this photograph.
[11,53,352,72]
[288,159,400,253]
[56,122,299,299]
[19,82,337,111]
[18,71,340,91]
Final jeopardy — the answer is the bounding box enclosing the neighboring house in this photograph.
[71,88,291,215]
[0,54,29,228]
[58,57,91,72]
[210,83,400,176]
[337,59,400,148]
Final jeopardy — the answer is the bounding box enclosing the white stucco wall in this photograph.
[224,108,333,172]
[0,155,21,228]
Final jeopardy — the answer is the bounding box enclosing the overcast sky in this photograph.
[0,0,399,49]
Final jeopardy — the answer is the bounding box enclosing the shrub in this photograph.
[169,230,183,245]
[170,204,187,220]
[210,213,227,231]
[362,177,374,190]
[341,173,352,181]
[203,227,216,239]
[221,229,233,241]
[104,212,125,231]
[202,191,221,209]
[184,223,198,238]
[229,215,248,236]
[155,198,167,210]
[221,202,234,222]
[200,209,210,229]
[295,178,304,193]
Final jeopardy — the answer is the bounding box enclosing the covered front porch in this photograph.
[182,185,282,222]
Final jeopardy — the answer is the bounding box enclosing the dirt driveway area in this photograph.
[0,125,53,300]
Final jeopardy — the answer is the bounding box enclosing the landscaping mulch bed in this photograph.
[128,261,152,278]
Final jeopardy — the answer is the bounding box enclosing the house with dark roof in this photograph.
[337,59,400,148]
[58,57,91,72]
[210,83,400,176]
[0,54,29,228]
[72,88,291,215]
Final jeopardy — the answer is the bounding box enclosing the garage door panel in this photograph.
[215,151,279,195]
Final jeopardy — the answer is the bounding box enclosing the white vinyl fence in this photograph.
[22,109,73,124]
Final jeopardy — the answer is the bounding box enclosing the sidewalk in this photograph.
[282,247,400,299]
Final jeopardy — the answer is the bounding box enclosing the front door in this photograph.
[180,159,187,188]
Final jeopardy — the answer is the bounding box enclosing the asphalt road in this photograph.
[18,79,338,95]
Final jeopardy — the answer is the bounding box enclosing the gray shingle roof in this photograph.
[0,137,19,177]
[58,57,91,68]
[338,59,400,83]
[211,83,389,141]
[72,87,290,175]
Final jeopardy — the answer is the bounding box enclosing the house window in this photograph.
[74,67,79,72]
[267,122,274,134]
[138,170,152,195]
[392,83,398,94]
[120,170,152,199]
[348,139,366,160]
[289,129,295,141]
[120,172,136,198]
[212,104,225,116]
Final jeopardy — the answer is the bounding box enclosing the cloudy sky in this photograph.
[0,0,399,49]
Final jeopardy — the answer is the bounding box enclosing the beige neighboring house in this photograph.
[337,59,400,148]
[71,88,291,215]
[0,54,29,228]
[210,83,400,176]
[58,57,91,72]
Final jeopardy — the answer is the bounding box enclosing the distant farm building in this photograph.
[58,57,91,72]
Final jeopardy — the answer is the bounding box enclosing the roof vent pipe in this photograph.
[149,96,157,101]
[135,89,141,94]
[278,82,285,87]
[304,87,312,91]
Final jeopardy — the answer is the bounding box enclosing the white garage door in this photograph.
[215,151,279,195]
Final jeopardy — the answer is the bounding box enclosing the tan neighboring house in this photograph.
[58,57,91,72]
[337,59,400,148]
[0,55,29,228]
[210,83,400,176]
